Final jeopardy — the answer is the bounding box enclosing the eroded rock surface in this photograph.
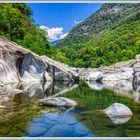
[0,36,79,84]
[0,36,52,84]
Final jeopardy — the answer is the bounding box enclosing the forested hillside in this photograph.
[57,4,140,67]
[0,4,68,63]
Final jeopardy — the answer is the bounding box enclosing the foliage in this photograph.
[0,3,68,63]
[58,4,140,68]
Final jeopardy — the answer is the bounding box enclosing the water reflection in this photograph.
[0,81,78,107]
[0,80,140,137]
[26,111,94,137]
[87,80,140,103]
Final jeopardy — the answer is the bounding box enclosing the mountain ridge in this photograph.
[56,3,140,68]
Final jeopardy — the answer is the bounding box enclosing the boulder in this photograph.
[39,97,77,107]
[86,71,103,81]
[105,103,133,117]
[104,103,133,124]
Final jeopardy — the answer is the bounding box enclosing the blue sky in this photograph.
[27,3,102,42]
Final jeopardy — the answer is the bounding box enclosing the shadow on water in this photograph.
[0,80,140,137]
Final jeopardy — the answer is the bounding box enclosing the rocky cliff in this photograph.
[0,36,79,84]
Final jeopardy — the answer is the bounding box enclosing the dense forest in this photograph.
[0,3,140,68]
[0,3,68,63]
[57,4,140,68]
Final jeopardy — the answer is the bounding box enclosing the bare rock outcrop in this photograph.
[41,55,79,81]
[0,36,79,84]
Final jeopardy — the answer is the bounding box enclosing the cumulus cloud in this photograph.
[74,20,82,25]
[40,25,68,42]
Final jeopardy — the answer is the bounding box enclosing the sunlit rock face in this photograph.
[0,36,79,84]
[0,36,52,84]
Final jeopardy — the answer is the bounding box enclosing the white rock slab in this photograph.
[39,97,77,107]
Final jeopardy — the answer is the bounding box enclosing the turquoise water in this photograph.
[0,81,140,137]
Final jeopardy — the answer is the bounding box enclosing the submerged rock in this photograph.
[104,103,133,124]
[39,97,77,107]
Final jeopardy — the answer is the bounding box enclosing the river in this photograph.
[0,80,140,137]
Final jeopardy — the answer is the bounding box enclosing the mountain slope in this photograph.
[57,3,140,68]
[57,4,139,48]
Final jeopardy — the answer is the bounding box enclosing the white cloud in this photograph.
[40,25,68,42]
[74,20,82,25]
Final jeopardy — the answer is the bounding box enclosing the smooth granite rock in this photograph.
[104,103,133,124]
[39,97,77,107]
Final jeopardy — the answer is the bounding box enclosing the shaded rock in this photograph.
[39,97,77,107]
[41,56,79,81]
[104,103,133,124]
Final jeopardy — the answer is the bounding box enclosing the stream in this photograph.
[0,80,140,137]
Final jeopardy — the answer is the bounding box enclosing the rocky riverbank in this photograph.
[0,36,79,85]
